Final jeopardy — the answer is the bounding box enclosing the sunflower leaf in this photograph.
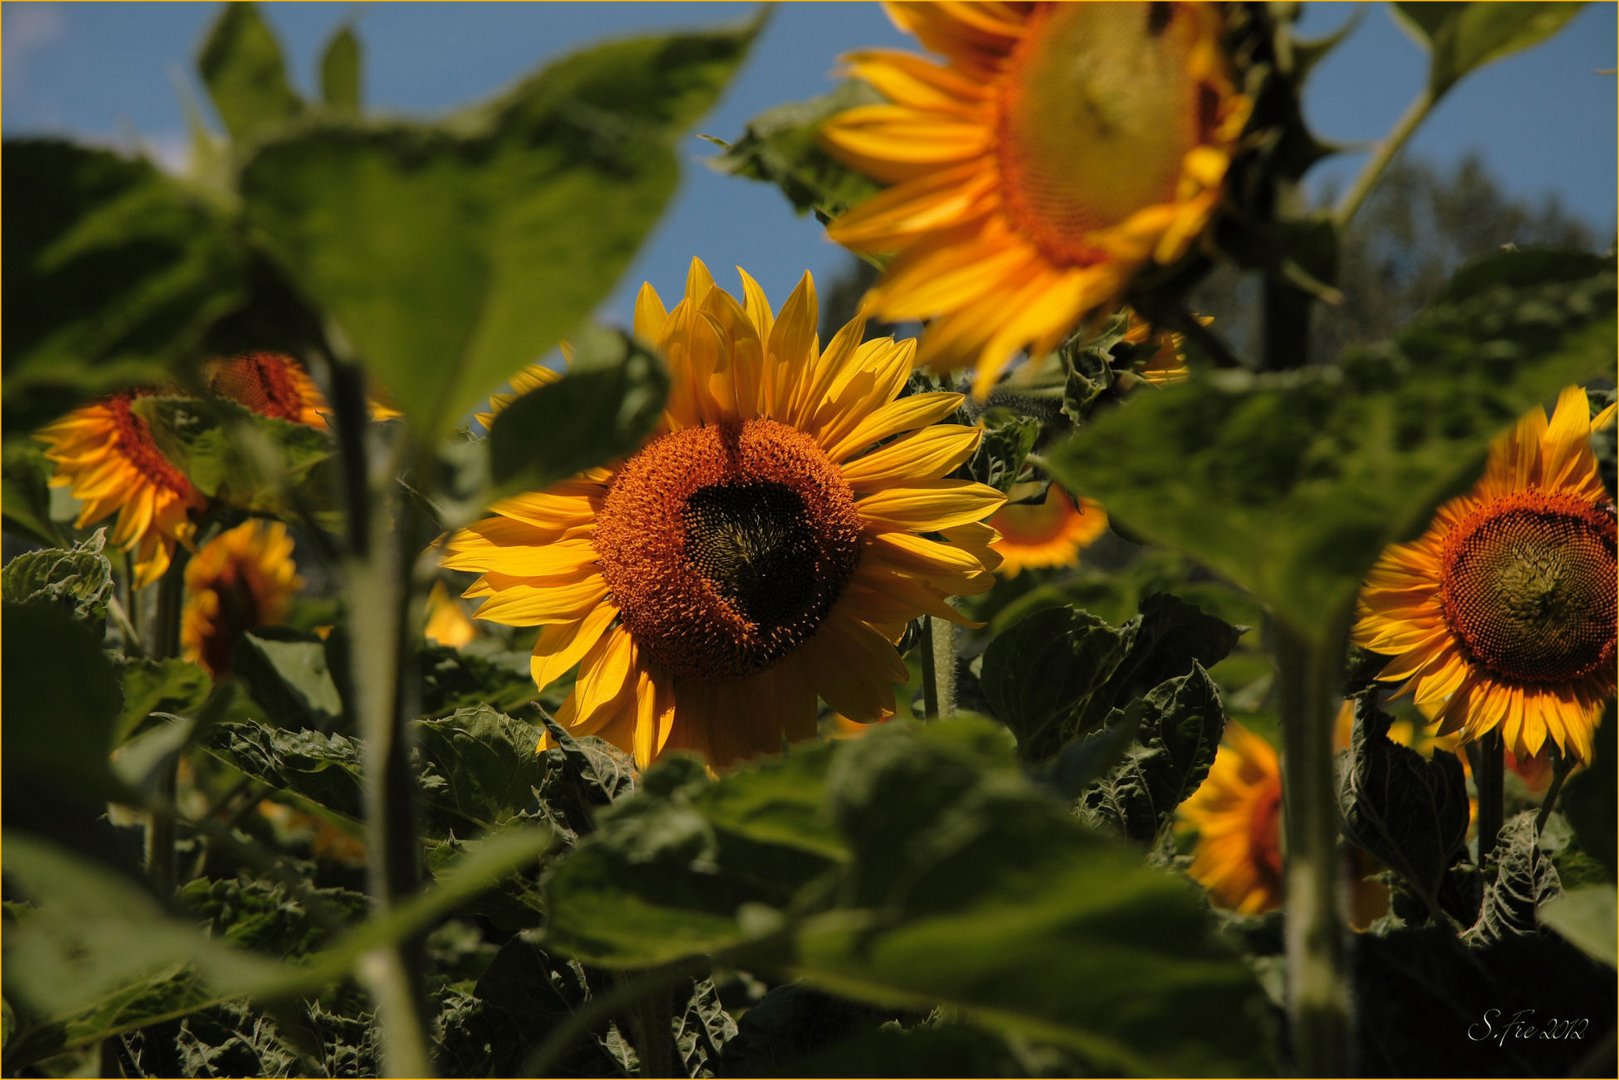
[197,3,305,144]
[1391,2,1585,97]
[544,718,1267,1076]
[231,627,344,730]
[318,25,362,113]
[1,530,114,625]
[114,657,212,744]
[1335,692,1470,916]
[1539,885,1618,968]
[1,442,64,546]
[484,327,669,503]
[1,140,247,437]
[707,79,884,223]
[1047,250,1617,643]
[1076,663,1227,844]
[1466,812,1563,945]
[980,595,1242,764]
[238,20,758,444]
[1560,703,1616,879]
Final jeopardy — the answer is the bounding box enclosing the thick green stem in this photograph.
[624,982,678,1078]
[918,613,956,721]
[1334,85,1436,228]
[1475,730,1506,870]
[329,359,433,1078]
[1276,622,1352,1075]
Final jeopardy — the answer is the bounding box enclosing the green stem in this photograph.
[329,358,433,1078]
[624,982,678,1078]
[1276,622,1352,1076]
[1334,85,1436,229]
[1475,730,1506,870]
[143,548,190,895]
[918,613,956,721]
[1534,749,1577,834]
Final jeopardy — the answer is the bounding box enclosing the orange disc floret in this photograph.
[205,352,322,425]
[596,420,864,679]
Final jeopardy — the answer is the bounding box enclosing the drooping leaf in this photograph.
[203,720,366,821]
[197,3,305,143]
[1539,884,1617,969]
[1466,812,1562,945]
[1,529,113,624]
[980,595,1242,763]
[1047,251,1616,642]
[319,25,362,113]
[1335,692,1470,915]
[2,442,63,545]
[239,21,758,442]
[1392,1,1585,96]
[706,80,883,222]
[1077,664,1227,843]
[964,407,1040,494]
[485,327,669,501]
[2,140,245,436]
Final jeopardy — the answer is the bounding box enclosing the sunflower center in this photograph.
[206,352,308,423]
[109,393,192,496]
[594,420,863,680]
[1439,490,1617,684]
[997,2,1208,266]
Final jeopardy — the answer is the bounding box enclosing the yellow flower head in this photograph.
[989,482,1107,576]
[822,1,1249,395]
[446,259,1005,769]
[1353,386,1617,762]
[36,391,207,588]
[1178,722,1285,915]
[182,519,303,675]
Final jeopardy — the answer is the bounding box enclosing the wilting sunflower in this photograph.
[36,392,207,588]
[1178,722,1284,915]
[821,1,1249,395]
[989,482,1107,575]
[205,351,400,428]
[1353,386,1617,763]
[182,519,303,675]
[445,260,1004,768]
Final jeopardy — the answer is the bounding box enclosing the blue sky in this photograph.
[4,1,1614,325]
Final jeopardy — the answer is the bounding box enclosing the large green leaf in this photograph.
[197,3,305,144]
[1392,2,1585,96]
[2,140,246,436]
[1539,885,1618,968]
[1047,251,1616,641]
[238,21,757,442]
[545,718,1265,1076]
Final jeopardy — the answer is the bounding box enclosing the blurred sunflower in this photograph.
[205,351,401,428]
[446,260,1004,768]
[1178,722,1284,915]
[36,392,206,588]
[1353,387,1617,762]
[182,519,303,675]
[425,580,478,648]
[822,1,1249,395]
[988,482,1107,576]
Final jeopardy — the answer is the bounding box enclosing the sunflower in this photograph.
[821,1,1249,395]
[1178,721,1284,915]
[205,351,401,428]
[36,392,207,588]
[182,519,303,675]
[988,482,1107,575]
[425,580,478,648]
[445,260,1005,768]
[1353,387,1617,763]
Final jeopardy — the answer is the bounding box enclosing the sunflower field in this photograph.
[3,3,1616,1078]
